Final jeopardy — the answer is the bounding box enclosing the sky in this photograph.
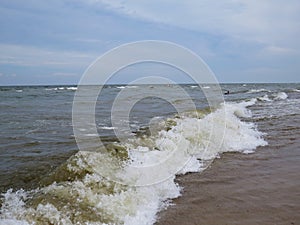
[0,0,299,85]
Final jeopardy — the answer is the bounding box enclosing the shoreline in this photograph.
[156,143,300,225]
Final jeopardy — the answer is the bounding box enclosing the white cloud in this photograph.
[84,0,300,49]
[263,46,298,55]
[1,0,299,83]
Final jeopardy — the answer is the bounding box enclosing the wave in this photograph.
[45,87,77,91]
[116,86,138,89]
[0,100,267,225]
[45,87,58,91]
[273,92,288,100]
[126,86,138,89]
[99,126,115,130]
[247,89,271,94]
[66,87,77,91]
[257,95,272,102]
[255,92,288,102]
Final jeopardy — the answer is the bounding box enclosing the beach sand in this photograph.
[156,142,300,225]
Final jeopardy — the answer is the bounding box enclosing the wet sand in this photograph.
[156,142,300,225]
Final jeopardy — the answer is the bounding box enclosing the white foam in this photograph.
[99,126,115,130]
[254,92,288,102]
[126,86,138,89]
[116,86,138,89]
[0,189,30,225]
[257,95,272,102]
[247,89,270,93]
[45,87,77,91]
[84,133,98,137]
[0,219,29,225]
[273,92,288,100]
[67,87,77,90]
[45,87,58,91]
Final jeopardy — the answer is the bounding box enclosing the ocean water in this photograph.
[0,83,299,225]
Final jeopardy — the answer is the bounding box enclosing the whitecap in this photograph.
[257,95,272,102]
[126,86,138,89]
[273,92,288,100]
[100,126,115,130]
[84,133,98,137]
[67,87,77,90]
[247,89,270,93]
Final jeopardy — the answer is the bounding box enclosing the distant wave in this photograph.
[247,89,271,94]
[257,95,272,102]
[255,92,288,102]
[45,86,77,91]
[99,126,115,130]
[116,86,138,89]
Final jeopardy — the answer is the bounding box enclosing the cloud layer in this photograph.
[0,0,299,84]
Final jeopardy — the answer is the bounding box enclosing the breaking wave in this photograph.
[0,99,267,225]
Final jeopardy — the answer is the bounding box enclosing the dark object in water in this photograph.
[224,90,230,95]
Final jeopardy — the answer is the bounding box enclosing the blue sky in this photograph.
[0,0,299,85]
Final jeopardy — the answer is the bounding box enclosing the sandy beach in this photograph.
[156,139,300,225]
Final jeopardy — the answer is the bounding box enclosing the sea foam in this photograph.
[273,92,288,100]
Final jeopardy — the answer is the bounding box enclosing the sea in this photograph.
[0,83,299,225]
